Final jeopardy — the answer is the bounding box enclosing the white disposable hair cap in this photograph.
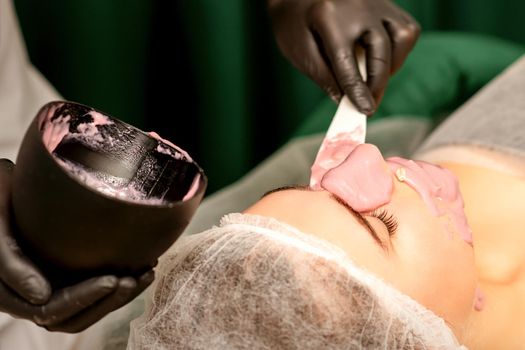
[128,213,466,349]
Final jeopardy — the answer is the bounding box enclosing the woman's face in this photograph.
[244,144,477,338]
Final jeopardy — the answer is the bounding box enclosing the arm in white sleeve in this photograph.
[0,0,61,160]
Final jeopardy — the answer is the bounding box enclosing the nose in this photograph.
[320,143,393,213]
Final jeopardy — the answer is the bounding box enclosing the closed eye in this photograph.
[260,185,390,250]
[369,209,398,236]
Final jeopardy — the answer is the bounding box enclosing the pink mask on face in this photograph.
[310,133,361,189]
[317,143,394,213]
[310,143,473,244]
[387,158,473,245]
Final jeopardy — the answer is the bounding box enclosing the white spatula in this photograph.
[323,94,367,144]
[322,51,367,144]
[310,53,368,187]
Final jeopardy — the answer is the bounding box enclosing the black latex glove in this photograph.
[0,159,154,333]
[268,0,420,115]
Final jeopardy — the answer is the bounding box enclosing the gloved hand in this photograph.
[0,159,154,333]
[268,0,420,115]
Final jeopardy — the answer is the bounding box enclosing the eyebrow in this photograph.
[261,185,385,248]
[261,184,311,198]
[329,194,385,248]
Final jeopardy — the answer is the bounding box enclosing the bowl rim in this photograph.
[35,100,208,208]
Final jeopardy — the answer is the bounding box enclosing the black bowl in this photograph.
[11,101,207,288]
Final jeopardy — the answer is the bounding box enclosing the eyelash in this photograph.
[370,209,399,236]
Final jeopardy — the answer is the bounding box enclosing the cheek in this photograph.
[389,192,477,325]
[410,243,476,331]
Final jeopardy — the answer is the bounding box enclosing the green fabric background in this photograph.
[13,0,525,192]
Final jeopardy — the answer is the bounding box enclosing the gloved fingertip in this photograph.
[344,83,376,115]
[0,159,14,167]
[97,276,119,291]
[118,277,138,290]
[325,87,342,104]
[26,290,51,305]
[20,275,52,305]
[357,98,376,116]
[141,270,155,285]
[0,159,14,175]
[331,94,343,104]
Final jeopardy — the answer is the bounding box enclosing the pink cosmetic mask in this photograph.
[310,143,473,244]
[310,133,362,189]
[316,143,394,213]
[40,105,200,204]
[387,157,473,244]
